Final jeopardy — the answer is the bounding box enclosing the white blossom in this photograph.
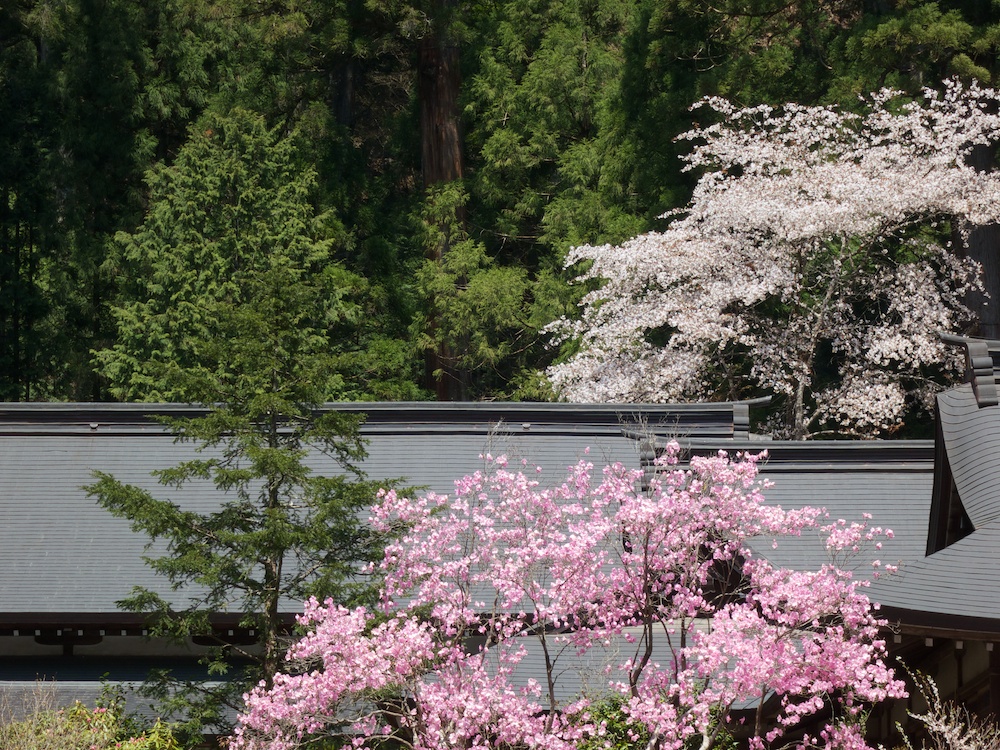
[548,80,1000,438]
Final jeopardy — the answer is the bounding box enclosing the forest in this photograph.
[5,0,1000,435]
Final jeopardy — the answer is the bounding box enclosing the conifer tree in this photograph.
[89,109,393,739]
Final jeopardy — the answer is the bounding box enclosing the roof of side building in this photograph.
[0,400,754,619]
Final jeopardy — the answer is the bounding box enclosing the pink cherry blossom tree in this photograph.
[230,446,903,750]
[547,80,1000,438]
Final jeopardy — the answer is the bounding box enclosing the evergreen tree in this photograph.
[466,0,663,253]
[89,109,398,739]
[9,0,1000,406]
[410,183,548,400]
[0,1,57,400]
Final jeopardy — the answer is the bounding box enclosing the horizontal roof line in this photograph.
[676,439,934,466]
[881,605,1000,638]
[0,612,299,626]
[0,401,762,437]
[0,400,761,416]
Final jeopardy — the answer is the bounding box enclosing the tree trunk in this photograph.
[418,32,463,190]
[262,408,284,687]
[332,59,356,128]
[418,21,468,401]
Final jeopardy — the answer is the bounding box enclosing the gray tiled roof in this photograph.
[936,384,1000,527]
[870,524,1000,622]
[857,334,1000,633]
[675,439,934,583]
[0,433,211,614]
[1,398,976,719]
[8,398,993,634]
[0,402,751,618]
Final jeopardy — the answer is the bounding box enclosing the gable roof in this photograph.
[865,335,1000,635]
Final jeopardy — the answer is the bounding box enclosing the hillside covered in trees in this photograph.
[5,0,1000,434]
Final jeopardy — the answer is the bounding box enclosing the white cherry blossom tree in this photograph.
[548,80,1000,438]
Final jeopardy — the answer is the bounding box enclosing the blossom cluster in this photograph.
[548,80,1000,437]
[231,446,903,750]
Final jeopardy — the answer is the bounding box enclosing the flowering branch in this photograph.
[548,80,1000,438]
[232,445,903,750]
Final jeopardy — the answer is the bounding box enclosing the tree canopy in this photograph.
[549,81,1000,438]
[87,108,400,738]
[6,0,1000,416]
[0,3,992,414]
[232,447,902,750]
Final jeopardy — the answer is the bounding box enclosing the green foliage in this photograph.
[0,686,180,750]
[97,107,417,402]
[575,696,651,750]
[412,182,575,399]
[118,721,183,750]
[466,0,648,256]
[828,2,987,100]
[0,0,242,401]
[574,696,740,750]
[87,425,388,738]
[0,9,54,400]
[89,108,399,737]
[7,0,1000,406]
[0,701,118,750]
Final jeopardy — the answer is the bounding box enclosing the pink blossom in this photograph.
[232,449,902,750]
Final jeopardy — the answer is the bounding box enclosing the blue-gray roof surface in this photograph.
[0,402,748,617]
[755,465,932,576]
[0,401,974,630]
[5,399,983,718]
[936,384,1000,528]
[861,357,1000,630]
[0,434,221,614]
[675,439,934,587]
[870,524,1000,620]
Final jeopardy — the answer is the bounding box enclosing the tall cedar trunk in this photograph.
[418,24,468,401]
[332,59,355,128]
[418,33,463,189]
[262,552,282,688]
[958,142,1000,339]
